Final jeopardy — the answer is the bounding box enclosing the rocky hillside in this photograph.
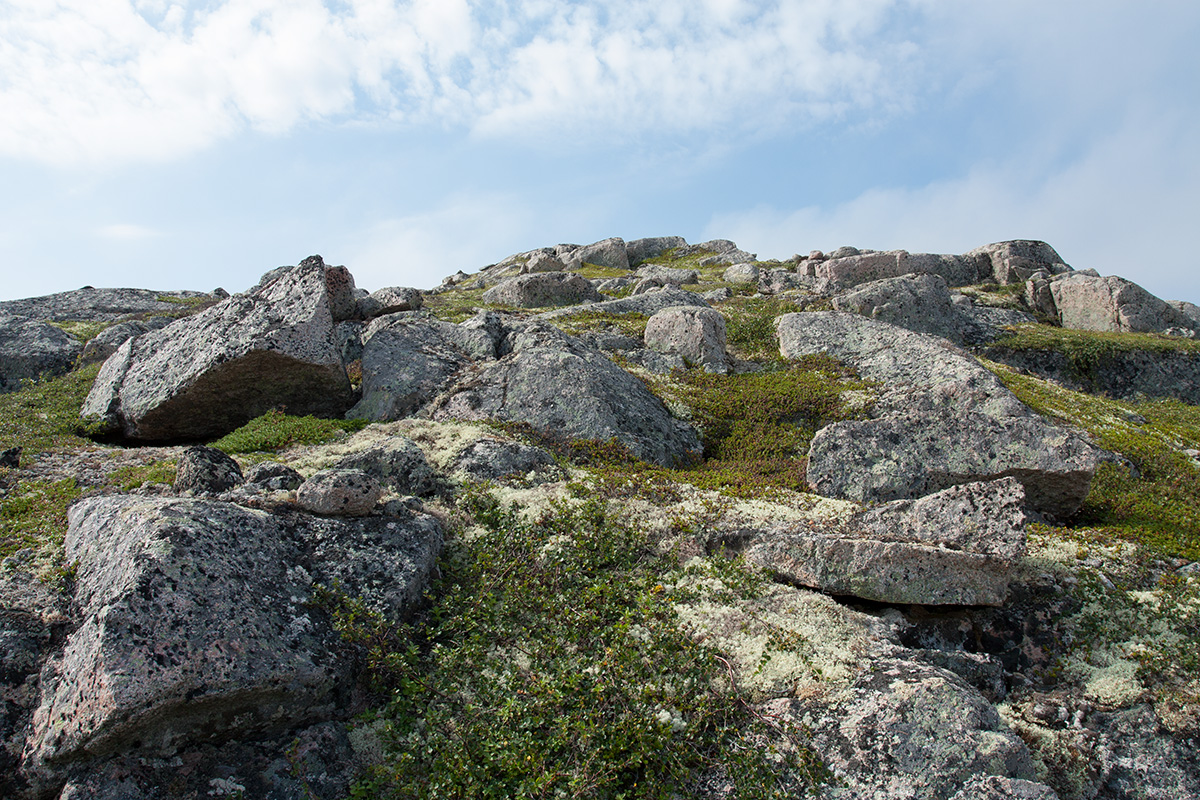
[1,238,1198,799]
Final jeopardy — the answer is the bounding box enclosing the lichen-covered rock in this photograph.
[173,446,243,495]
[356,286,422,320]
[430,323,701,467]
[643,306,729,371]
[334,436,439,496]
[480,272,605,308]
[815,250,982,291]
[348,314,497,422]
[744,479,1029,606]
[948,775,1060,799]
[26,495,442,781]
[626,236,687,265]
[966,240,1071,285]
[833,273,986,345]
[523,252,566,273]
[0,288,215,324]
[722,263,760,285]
[540,286,710,320]
[562,237,630,272]
[768,658,1039,799]
[635,264,699,285]
[79,319,172,365]
[243,461,303,491]
[296,469,383,516]
[450,437,561,483]
[777,312,1100,517]
[0,315,82,393]
[81,257,355,441]
[1050,273,1198,334]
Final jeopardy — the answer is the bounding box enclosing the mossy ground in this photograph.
[211,409,368,454]
[991,323,1200,380]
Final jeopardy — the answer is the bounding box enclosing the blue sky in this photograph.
[2,0,1198,304]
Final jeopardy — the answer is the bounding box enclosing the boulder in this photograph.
[722,263,759,285]
[347,314,498,422]
[173,446,244,495]
[1023,271,1057,319]
[540,287,710,320]
[79,319,172,365]
[243,461,303,491]
[480,272,605,308]
[832,273,986,345]
[0,315,82,393]
[81,257,356,441]
[450,438,560,483]
[1050,273,1198,334]
[562,237,630,272]
[677,239,755,266]
[27,495,441,777]
[626,236,687,265]
[523,252,566,273]
[355,286,422,320]
[643,306,729,371]
[743,479,1029,606]
[334,436,439,496]
[776,312,1100,517]
[766,658,1039,800]
[635,264,699,285]
[296,469,383,516]
[966,241,1071,285]
[0,288,215,324]
[429,323,701,467]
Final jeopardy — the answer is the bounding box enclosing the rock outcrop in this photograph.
[643,306,729,372]
[480,272,605,308]
[1050,273,1199,335]
[0,316,82,394]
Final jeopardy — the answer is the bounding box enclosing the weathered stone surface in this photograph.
[450,437,560,483]
[626,236,687,265]
[1024,271,1057,319]
[173,446,243,495]
[348,314,497,422]
[480,272,605,308]
[1050,273,1198,334]
[81,258,355,441]
[0,315,82,393]
[815,250,982,291]
[966,240,1071,285]
[635,264,699,285]
[523,252,566,273]
[296,469,383,516]
[722,263,760,285]
[948,775,1060,799]
[0,288,215,324]
[334,436,439,496]
[833,273,985,344]
[430,323,700,467]
[744,479,1029,606]
[540,286,710,319]
[677,239,755,266]
[28,495,441,775]
[79,319,172,365]
[356,286,422,320]
[643,306,729,370]
[562,237,630,272]
[777,312,1100,517]
[767,658,1038,800]
[243,461,303,491]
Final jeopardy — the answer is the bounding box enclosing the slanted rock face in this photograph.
[562,237,630,272]
[832,273,986,345]
[81,258,355,441]
[27,496,442,779]
[480,272,605,308]
[430,324,701,467]
[643,306,729,371]
[625,236,686,266]
[1050,273,1199,334]
[0,315,82,393]
[777,312,1100,517]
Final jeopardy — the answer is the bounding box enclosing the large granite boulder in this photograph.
[480,272,605,308]
[0,288,215,324]
[832,273,986,345]
[777,312,1100,517]
[562,237,630,272]
[1050,273,1199,334]
[743,479,1029,606]
[814,250,982,291]
[81,257,356,441]
[26,495,442,786]
[966,240,1071,285]
[540,286,711,319]
[347,313,498,422]
[429,323,701,467]
[626,236,687,265]
[0,315,82,393]
[643,306,729,371]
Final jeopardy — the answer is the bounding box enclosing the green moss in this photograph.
[553,311,649,339]
[46,320,113,345]
[991,323,1200,380]
[0,477,81,560]
[108,460,177,491]
[211,409,368,454]
[0,363,101,456]
[987,360,1200,559]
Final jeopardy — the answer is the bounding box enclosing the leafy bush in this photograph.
[343,491,823,798]
[211,409,367,454]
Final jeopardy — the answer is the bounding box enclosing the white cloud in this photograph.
[0,0,920,165]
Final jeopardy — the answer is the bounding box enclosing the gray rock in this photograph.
[828,246,860,259]
[173,446,244,495]
[1024,271,1057,319]
[777,312,1100,517]
[335,436,439,496]
[562,237,630,272]
[0,288,216,324]
[744,479,1029,606]
[643,306,729,371]
[540,287,710,320]
[593,276,638,294]
[81,258,355,441]
[966,241,1071,285]
[702,287,733,303]
[1168,299,1200,326]
[78,319,172,365]
[0,315,82,393]
[348,314,497,422]
[0,446,19,467]
[523,252,566,273]
[678,239,755,266]
[815,250,982,292]
[832,273,986,345]
[635,264,699,285]
[356,286,422,320]
[480,272,605,308]
[626,236,687,266]
[28,495,441,776]
[949,776,1060,799]
[758,269,814,294]
[722,263,759,285]
[767,658,1038,800]
[450,437,560,482]
[296,469,383,516]
[243,461,303,491]
[1050,273,1198,334]
[430,323,700,467]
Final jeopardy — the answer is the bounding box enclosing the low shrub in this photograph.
[211,409,368,454]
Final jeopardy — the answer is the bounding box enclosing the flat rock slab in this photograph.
[28,495,442,774]
[82,258,355,441]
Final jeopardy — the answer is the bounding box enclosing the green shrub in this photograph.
[0,363,101,455]
[211,409,368,454]
[0,478,80,559]
[108,460,177,491]
[719,296,798,359]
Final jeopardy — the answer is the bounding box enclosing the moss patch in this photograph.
[0,477,81,560]
[991,323,1200,380]
[0,363,101,455]
[211,409,368,454]
[108,460,177,491]
[553,311,649,339]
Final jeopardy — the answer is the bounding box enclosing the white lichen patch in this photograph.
[281,419,497,475]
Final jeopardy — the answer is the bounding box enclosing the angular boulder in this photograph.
[430,324,701,467]
[0,315,82,393]
[334,436,439,496]
[814,250,982,291]
[562,237,630,272]
[28,496,442,776]
[1050,273,1198,334]
[966,240,1071,285]
[81,257,356,441]
[540,287,711,320]
[480,272,605,308]
[356,286,422,320]
[643,306,729,371]
[296,469,383,516]
[722,263,759,285]
[173,446,243,495]
[832,273,985,345]
[777,312,1100,517]
[626,236,687,265]
[635,264,699,285]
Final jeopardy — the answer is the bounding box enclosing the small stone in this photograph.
[174,446,244,495]
[296,469,382,516]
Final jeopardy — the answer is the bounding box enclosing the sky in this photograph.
[1,0,1198,304]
